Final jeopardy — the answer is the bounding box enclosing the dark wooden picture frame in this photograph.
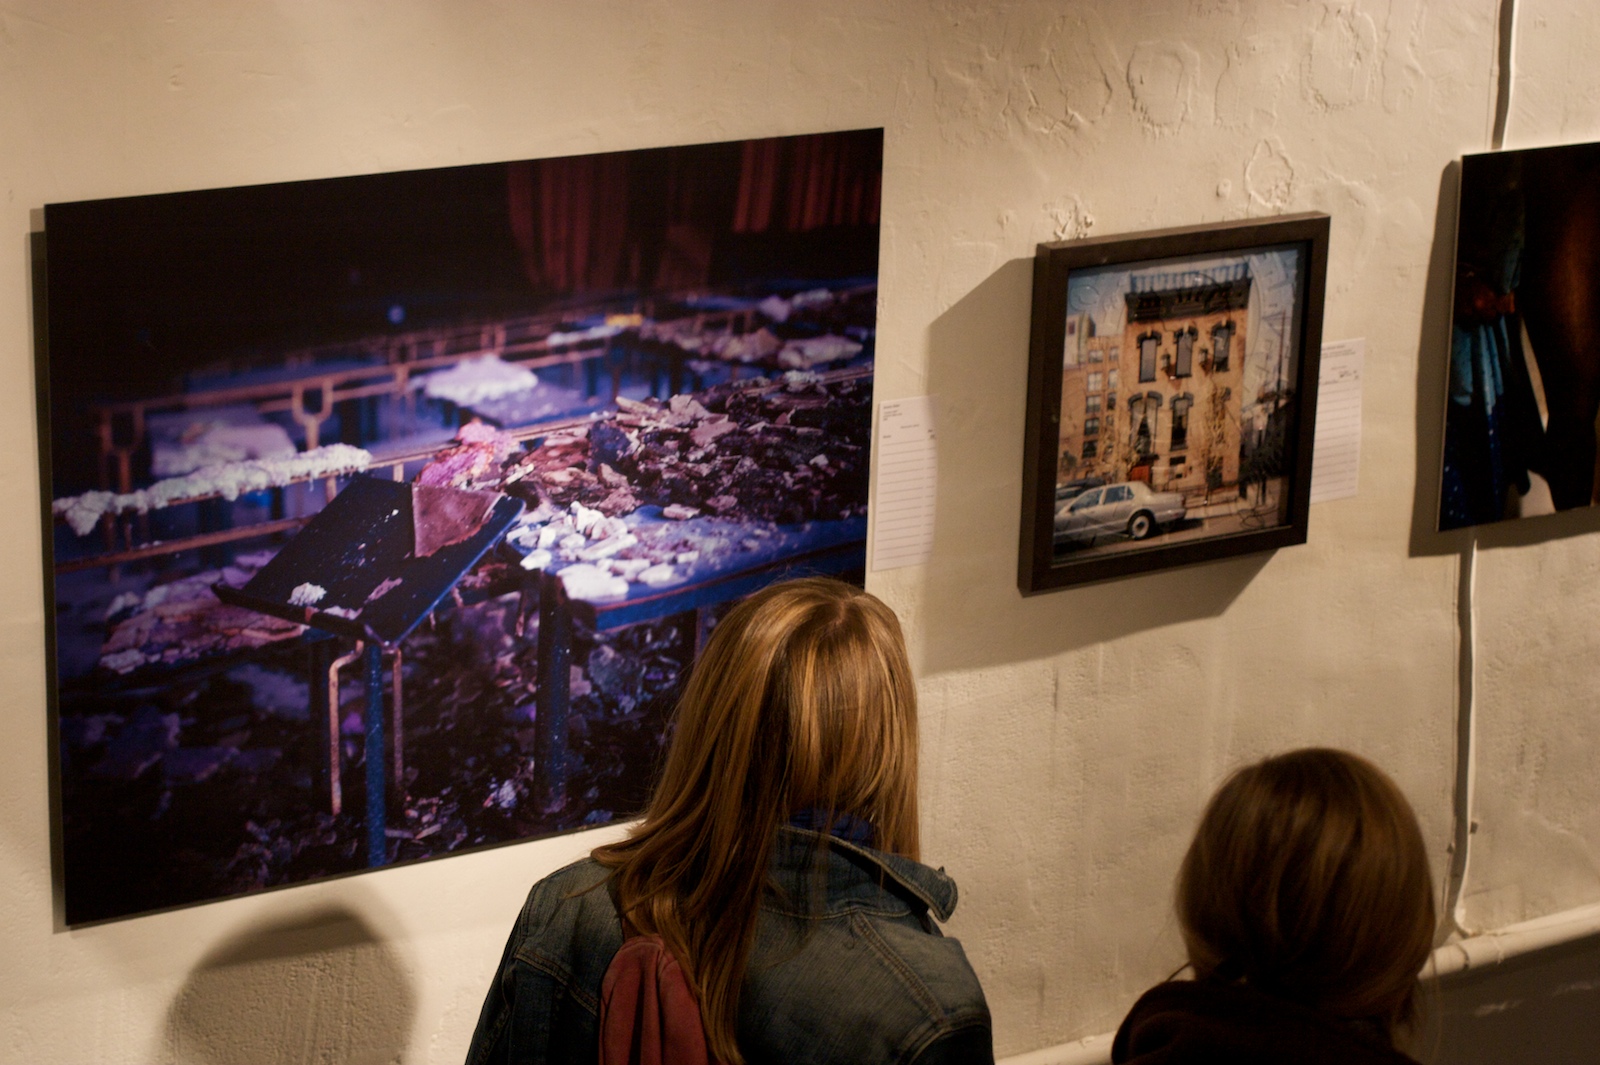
[1019,213,1329,594]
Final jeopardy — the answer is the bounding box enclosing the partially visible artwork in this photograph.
[1019,215,1329,593]
[1440,141,1600,531]
[42,130,882,922]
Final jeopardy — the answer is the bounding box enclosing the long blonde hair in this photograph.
[1176,748,1436,1043]
[592,577,920,1064]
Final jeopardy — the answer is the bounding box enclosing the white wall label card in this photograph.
[1309,337,1365,504]
[872,396,938,570]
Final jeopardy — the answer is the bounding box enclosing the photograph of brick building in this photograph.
[1053,247,1304,559]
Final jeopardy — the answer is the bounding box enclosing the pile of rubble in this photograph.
[499,372,870,526]
[413,372,868,602]
[98,550,302,674]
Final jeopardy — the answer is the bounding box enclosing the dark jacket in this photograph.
[1112,978,1421,1065]
[466,827,993,1065]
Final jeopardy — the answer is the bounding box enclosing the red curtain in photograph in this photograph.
[507,155,631,295]
[734,131,882,235]
[510,131,882,295]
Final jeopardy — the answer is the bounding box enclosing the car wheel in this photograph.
[1128,511,1154,540]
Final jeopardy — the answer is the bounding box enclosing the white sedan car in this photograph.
[1054,480,1187,546]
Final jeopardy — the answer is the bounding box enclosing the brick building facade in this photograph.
[1057,264,1251,497]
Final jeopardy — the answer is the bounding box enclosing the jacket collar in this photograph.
[774,826,959,922]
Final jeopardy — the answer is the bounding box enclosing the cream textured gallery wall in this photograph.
[0,2,1595,1062]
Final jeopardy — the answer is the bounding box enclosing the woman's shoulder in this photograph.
[520,856,612,910]
[744,836,991,1064]
[1113,979,1421,1065]
[507,857,623,974]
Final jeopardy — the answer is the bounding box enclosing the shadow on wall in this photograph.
[916,256,1266,676]
[164,905,415,1065]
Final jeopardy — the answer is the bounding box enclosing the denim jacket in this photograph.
[465,828,993,1065]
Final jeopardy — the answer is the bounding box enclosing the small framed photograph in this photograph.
[1019,213,1330,593]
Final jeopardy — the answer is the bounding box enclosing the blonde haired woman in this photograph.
[466,577,992,1065]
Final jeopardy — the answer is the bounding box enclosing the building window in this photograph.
[1082,439,1098,459]
[1088,345,1104,363]
[1086,371,1103,393]
[1174,328,1196,377]
[1084,416,1100,437]
[1106,393,1117,411]
[1170,392,1194,450]
[1211,322,1234,371]
[1109,368,1119,390]
[1127,394,1159,458]
[1085,393,1102,413]
[1138,334,1158,382]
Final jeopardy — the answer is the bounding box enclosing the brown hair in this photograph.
[592,577,920,1063]
[1176,748,1435,1042]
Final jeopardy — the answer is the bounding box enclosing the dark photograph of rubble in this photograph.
[43,130,880,923]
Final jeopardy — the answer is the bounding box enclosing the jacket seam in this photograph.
[782,828,956,919]
[850,909,945,1019]
[517,952,603,1016]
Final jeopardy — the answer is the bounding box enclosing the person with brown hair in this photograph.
[465,577,992,1065]
[1112,747,1436,1064]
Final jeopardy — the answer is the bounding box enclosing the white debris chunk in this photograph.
[322,605,360,620]
[557,563,629,602]
[505,524,540,549]
[289,583,327,607]
[570,502,605,537]
[153,422,296,477]
[577,533,637,561]
[675,551,700,565]
[638,564,680,587]
[791,287,834,310]
[51,445,373,536]
[488,779,520,811]
[610,558,651,581]
[545,322,626,346]
[104,592,143,621]
[101,649,148,674]
[55,491,115,537]
[661,504,699,521]
[416,353,538,405]
[519,549,553,571]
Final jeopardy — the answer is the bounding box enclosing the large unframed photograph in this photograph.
[1440,140,1600,531]
[42,131,881,922]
